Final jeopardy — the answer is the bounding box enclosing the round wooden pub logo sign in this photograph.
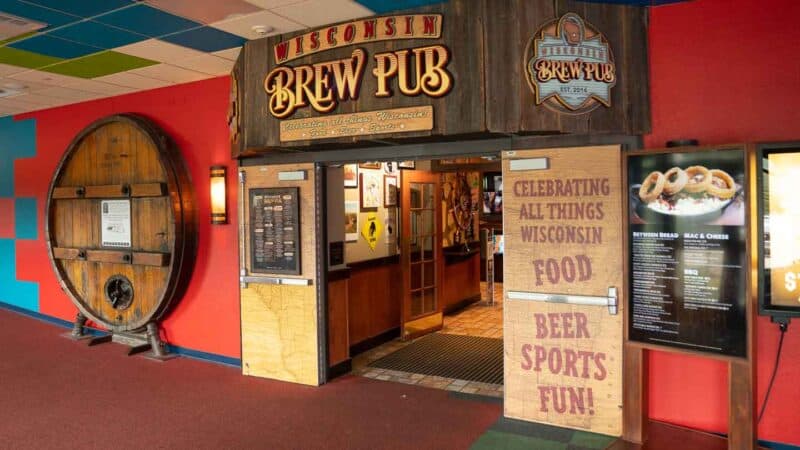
[525,13,616,115]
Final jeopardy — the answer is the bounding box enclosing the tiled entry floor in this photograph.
[353,282,504,398]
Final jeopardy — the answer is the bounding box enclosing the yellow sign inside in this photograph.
[361,213,383,250]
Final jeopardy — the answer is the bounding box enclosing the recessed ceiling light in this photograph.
[251,25,275,36]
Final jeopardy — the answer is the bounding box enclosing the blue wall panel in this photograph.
[0,239,39,311]
[0,117,39,312]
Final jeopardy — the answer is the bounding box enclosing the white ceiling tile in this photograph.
[172,54,234,76]
[0,76,48,92]
[7,70,82,87]
[243,0,305,9]
[1,94,52,107]
[62,78,140,95]
[94,72,172,90]
[34,86,111,101]
[213,47,242,61]
[0,64,28,77]
[210,10,303,39]
[271,0,373,28]
[116,39,206,63]
[130,64,211,84]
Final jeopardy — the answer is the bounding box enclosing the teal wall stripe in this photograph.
[14,198,37,240]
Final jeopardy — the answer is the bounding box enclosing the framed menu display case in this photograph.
[249,187,301,275]
[757,142,800,319]
[626,146,749,357]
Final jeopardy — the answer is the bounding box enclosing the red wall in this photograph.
[15,76,241,359]
[647,0,800,445]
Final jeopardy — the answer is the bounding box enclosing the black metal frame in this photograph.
[248,187,302,275]
[756,141,800,320]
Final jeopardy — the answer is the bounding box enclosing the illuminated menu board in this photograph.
[627,149,747,357]
[249,187,301,275]
[759,145,800,317]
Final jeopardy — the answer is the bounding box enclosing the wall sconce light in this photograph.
[210,165,227,224]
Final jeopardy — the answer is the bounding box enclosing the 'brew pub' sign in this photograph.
[263,12,616,142]
[526,13,616,115]
[265,14,450,142]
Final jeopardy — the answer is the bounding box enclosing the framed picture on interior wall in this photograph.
[343,164,358,188]
[384,175,398,207]
[383,161,397,174]
[359,162,381,170]
[344,200,358,242]
[360,172,381,210]
[398,160,416,169]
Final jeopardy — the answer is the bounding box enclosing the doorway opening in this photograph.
[326,156,505,397]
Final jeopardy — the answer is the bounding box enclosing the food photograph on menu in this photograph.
[627,149,747,357]
[631,162,743,226]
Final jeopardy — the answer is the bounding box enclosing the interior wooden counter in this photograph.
[442,246,481,314]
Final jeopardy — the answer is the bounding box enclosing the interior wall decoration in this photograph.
[399,161,416,170]
[385,209,397,246]
[359,162,381,170]
[343,164,358,188]
[360,172,382,210]
[384,175,398,207]
[361,213,382,251]
[344,200,359,242]
[441,172,479,247]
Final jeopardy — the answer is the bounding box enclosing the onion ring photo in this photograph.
[638,171,665,202]
[683,166,711,193]
[707,169,737,199]
[663,167,688,195]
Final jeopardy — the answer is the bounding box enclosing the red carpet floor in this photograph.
[0,308,501,449]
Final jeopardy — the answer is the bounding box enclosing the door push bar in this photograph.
[506,287,618,315]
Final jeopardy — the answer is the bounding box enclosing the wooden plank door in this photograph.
[401,169,444,340]
[502,146,624,436]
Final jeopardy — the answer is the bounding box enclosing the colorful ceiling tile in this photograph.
[94,4,200,38]
[8,34,100,59]
[0,1,77,30]
[23,0,135,18]
[41,51,158,79]
[146,0,263,25]
[49,21,147,50]
[0,46,61,69]
[160,26,246,53]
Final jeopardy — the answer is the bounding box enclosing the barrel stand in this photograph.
[83,321,177,362]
